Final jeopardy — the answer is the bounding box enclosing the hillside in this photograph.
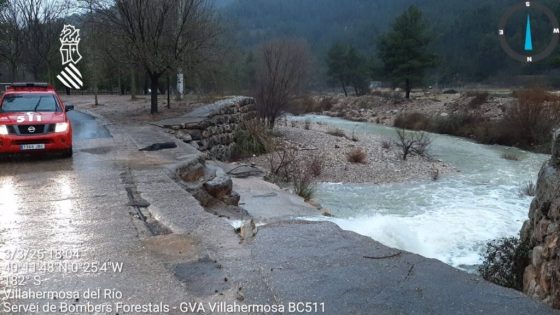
[218,0,560,83]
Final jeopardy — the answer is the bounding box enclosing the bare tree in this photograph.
[0,0,68,82]
[0,0,24,81]
[97,0,220,114]
[395,128,431,160]
[17,0,69,82]
[255,38,312,127]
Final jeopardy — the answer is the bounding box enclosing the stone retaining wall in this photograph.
[157,96,256,161]
[521,130,560,308]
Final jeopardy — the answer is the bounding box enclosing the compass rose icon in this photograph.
[498,1,560,63]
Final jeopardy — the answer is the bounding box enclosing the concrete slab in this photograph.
[233,177,320,221]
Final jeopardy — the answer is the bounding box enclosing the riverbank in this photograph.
[311,89,558,154]
[243,119,456,184]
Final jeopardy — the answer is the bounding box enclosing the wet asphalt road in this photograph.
[0,112,190,314]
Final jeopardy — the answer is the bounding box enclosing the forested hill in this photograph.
[218,0,560,83]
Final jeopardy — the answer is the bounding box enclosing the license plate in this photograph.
[20,144,45,150]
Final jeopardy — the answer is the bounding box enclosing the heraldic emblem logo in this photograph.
[57,25,83,90]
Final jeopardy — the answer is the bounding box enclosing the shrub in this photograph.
[479,237,530,291]
[520,181,536,197]
[351,129,359,142]
[233,119,274,158]
[292,166,316,201]
[267,147,297,182]
[394,112,432,131]
[347,147,367,164]
[395,129,432,160]
[381,140,392,149]
[500,88,560,149]
[501,152,520,161]
[266,148,317,200]
[307,155,324,177]
[327,128,346,137]
[431,168,440,181]
[319,97,335,111]
[466,91,489,109]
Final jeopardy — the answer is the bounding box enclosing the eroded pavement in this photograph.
[0,107,557,314]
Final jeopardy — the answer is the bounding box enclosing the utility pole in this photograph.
[88,0,98,106]
[176,1,184,100]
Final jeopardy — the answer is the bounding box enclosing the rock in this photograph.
[178,162,205,182]
[176,131,192,142]
[521,131,560,308]
[524,265,538,296]
[239,219,257,241]
[191,189,216,207]
[222,192,240,206]
[552,129,560,166]
[533,246,544,267]
[440,112,449,117]
[203,175,233,199]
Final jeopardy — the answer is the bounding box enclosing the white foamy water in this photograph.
[293,115,548,270]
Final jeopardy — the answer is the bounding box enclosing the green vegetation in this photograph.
[233,119,274,158]
[377,6,436,98]
[479,237,530,291]
[327,43,370,96]
[520,181,537,197]
[223,0,554,86]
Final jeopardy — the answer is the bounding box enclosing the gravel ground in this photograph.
[319,92,513,126]
[244,121,456,184]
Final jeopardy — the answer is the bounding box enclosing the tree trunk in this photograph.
[341,83,348,97]
[405,79,411,99]
[9,62,17,82]
[167,73,170,109]
[130,67,137,100]
[150,74,159,114]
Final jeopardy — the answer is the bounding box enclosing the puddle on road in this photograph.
[80,146,113,155]
[68,111,111,141]
[173,256,230,296]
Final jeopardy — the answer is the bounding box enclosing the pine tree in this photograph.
[377,5,435,99]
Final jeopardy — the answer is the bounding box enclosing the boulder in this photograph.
[203,174,232,199]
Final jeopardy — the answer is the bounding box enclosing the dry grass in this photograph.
[466,91,489,109]
[233,119,274,158]
[292,166,316,201]
[347,147,367,164]
[307,155,324,177]
[519,181,536,197]
[327,128,346,137]
[394,112,434,131]
[381,140,392,149]
[501,88,560,148]
[501,152,520,161]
